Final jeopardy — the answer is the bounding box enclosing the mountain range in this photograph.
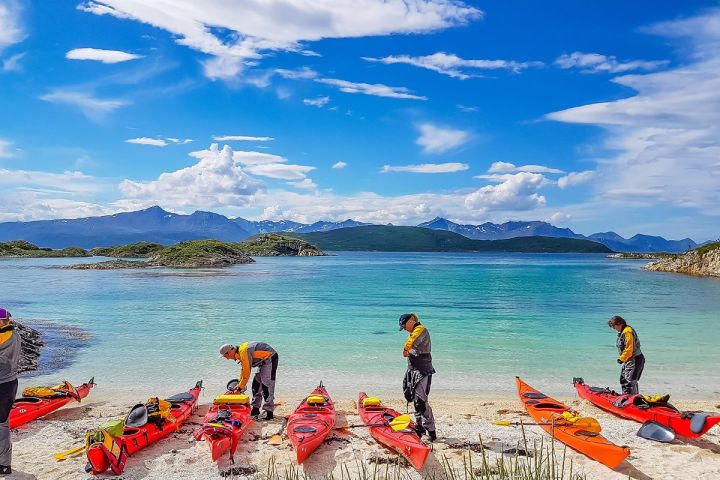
[0,206,700,252]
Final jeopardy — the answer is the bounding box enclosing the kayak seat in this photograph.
[523,392,547,399]
[125,403,148,428]
[532,403,566,411]
[12,397,44,405]
[166,392,194,403]
[612,396,632,409]
[293,426,317,433]
[589,386,618,395]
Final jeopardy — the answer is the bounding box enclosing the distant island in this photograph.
[644,242,720,278]
[1,235,326,269]
[0,206,701,253]
[286,225,612,253]
[0,240,90,258]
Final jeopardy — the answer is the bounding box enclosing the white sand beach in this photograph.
[9,392,720,480]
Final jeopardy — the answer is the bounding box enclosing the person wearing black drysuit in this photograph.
[0,308,20,476]
[609,315,645,395]
[399,313,436,442]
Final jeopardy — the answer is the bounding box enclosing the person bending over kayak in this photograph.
[0,308,20,476]
[399,313,437,442]
[219,342,278,420]
[609,315,645,395]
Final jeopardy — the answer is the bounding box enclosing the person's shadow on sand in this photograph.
[5,469,37,479]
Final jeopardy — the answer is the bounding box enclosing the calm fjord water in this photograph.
[2,253,719,399]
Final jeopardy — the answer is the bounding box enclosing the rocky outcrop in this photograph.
[68,260,149,269]
[239,234,326,256]
[14,322,44,373]
[147,240,255,268]
[644,242,720,278]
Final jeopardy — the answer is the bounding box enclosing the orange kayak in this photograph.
[10,378,95,428]
[358,392,429,470]
[516,377,629,469]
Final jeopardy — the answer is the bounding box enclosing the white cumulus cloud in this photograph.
[554,51,668,74]
[332,161,347,169]
[364,51,542,79]
[66,47,143,63]
[119,144,264,208]
[465,172,547,212]
[416,123,470,153]
[382,162,468,173]
[79,0,481,80]
[275,67,318,79]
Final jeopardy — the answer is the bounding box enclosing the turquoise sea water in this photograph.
[2,253,719,400]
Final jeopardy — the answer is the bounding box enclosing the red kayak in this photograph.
[517,377,630,469]
[357,392,429,470]
[574,378,720,439]
[86,381,202,475]
[195,390,254,461]
[10,378,95,428]
[288,383,336,464]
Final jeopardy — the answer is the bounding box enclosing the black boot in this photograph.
[427,430,437,442]
[415,425,426,438]
[251,407,260,418]
[264,411,274,421]
[0,465,11,475]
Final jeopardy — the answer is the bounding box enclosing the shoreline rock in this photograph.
[644,242,720,278]
[67,259,149,270]
[14,321,44,374]
[607,252,673,260]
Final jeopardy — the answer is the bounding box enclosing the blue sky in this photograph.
[0,1,718,241]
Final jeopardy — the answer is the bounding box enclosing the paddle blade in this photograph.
[54,445,87,461]
[389,414,412,431]
[492,420,512,426]
[637,421,676,443]
[268,434,283,446]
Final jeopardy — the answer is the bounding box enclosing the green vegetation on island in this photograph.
[146,240,254,268]
[0,240,90,258]
[91,241,166,258]
[286,226,612,253]
[239,234,326,256]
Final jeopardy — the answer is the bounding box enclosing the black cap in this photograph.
[398,313,414,330]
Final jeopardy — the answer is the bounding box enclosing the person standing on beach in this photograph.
[219,342,278,420]
[399,313,437,442]
[0,308,20,476]
[609,315,645,395]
